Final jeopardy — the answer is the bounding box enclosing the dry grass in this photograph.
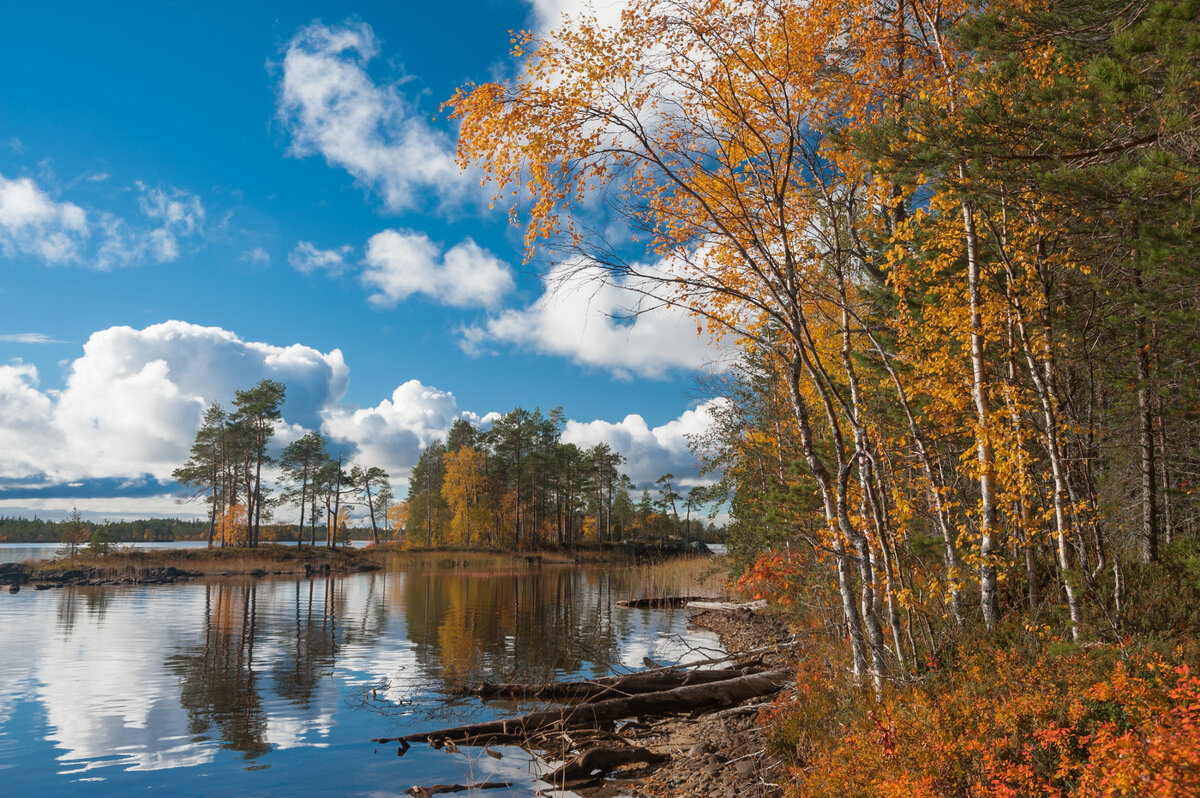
[33,543,377,577]
[30,543,728,584]
[622,554,731,598]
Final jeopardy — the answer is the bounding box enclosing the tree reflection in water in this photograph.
[157,564,679,760]
[166,582,271,758]
[400,565,628,685]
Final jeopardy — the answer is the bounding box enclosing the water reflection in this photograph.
[0,563,719,795]
[400,566,628,683]
[167,583,271,759]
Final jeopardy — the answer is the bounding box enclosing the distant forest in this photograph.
[0,516,387,544]
[0,516,211,543]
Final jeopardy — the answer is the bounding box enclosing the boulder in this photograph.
[0,563,31,586]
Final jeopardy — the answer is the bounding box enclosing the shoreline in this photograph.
[622,606,791,798]
[0,544,717,591]
[548,603,792,798]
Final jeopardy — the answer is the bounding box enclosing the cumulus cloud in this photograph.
[363,230,513,308]
[562,398,726,487]
[289,240,353,274]
[0,174,89,263]
[0,362,58,478]
[460,261,719,378]
[525,0,628,33]
[0,322,348,485]
[0,324,474,506]
[277,20,464,211]
[0,321,722,518]
[0,173,206,269]
[323,379,486,479]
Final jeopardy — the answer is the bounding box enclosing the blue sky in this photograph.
[0,0,725,520]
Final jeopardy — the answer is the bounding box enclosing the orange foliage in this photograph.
[771,638,1199,798]
[388,501,410,544]
[217,503,247,547]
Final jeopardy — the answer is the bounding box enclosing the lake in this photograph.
[0,558,721,796]
[0,540,371,564]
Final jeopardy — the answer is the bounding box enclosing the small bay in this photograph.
[0,557,719,796]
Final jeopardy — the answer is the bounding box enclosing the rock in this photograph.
[248,569,268,577]
[0,563,31,586]
[690,742,716,757]
[734,759,755,775]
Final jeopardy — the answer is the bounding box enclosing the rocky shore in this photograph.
[0,547,384,592]
[567,605,794,798]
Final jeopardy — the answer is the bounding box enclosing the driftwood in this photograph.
[685,599,768,612]
[404,782,513,797]
[379,669,790,746]
[615,596,713,609]
[456,666,757,702]
[543,745,667,786]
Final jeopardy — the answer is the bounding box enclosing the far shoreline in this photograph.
[1,540,718,590]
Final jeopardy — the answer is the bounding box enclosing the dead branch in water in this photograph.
[452,666,759,702]
[404,781,512,797]
[376,669,791,746]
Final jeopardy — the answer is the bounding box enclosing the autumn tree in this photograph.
[388,501,409,544]
[442,445,489,546]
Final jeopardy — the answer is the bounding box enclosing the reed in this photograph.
[622,554,729,598]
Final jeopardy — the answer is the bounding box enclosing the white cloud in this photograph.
[289,240,352,274]
[0,321,719,518]
[94,183,206,268]
[0,174,89,263]
[525,0,628,34]
[0,332,67,344]
[363,230,513,308]
[0,361,58,477]
[323,379,485,480]
[461,260,717,378]
[277,20,464,211]
[241,246,271,265]
[0,173,207,269]
[562,398,726,487]
[0,322,349,484]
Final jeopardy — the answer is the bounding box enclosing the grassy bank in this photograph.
[28,543,722,581]
[33,543,382,579]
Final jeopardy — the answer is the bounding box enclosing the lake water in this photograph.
[0,540,371,563]
[0,559,721,797]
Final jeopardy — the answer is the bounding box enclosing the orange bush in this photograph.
[775,640,1197,798]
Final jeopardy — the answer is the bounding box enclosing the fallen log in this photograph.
[404,781,512,797]
[456,666,757,702]
[542,745,667,786]
[615,596,713,609]
[382,669,790,746]
[685,599,768,612]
